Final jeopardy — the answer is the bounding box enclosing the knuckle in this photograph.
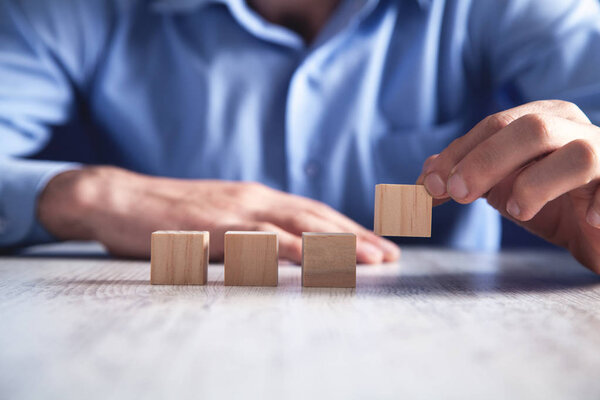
[568,140,598,174]
[484,113,513,133]
[556,99,578,112]
[520,113,552,146]
[550,100,587,120]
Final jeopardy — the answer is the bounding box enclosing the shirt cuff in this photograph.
[0,158,81,247]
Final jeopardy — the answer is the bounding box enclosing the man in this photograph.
[1,0,600,270]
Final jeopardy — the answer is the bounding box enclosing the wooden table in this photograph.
[1,242,600,400]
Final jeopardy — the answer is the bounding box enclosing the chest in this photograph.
[88,2,484,179]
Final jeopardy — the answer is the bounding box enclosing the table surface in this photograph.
[1,242,600,400]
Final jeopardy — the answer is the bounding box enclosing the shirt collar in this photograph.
[150,0,431,14]
[149,0,431,50]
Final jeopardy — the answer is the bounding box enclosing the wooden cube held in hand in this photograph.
[150,231,209,285]
[374,184,432,237]
[302,233,356,288]
[224,232,278,286]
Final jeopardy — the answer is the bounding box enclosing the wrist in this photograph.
[37,166,114,241]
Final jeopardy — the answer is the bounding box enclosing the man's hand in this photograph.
[37,166,399,264]
[417,100,600,272]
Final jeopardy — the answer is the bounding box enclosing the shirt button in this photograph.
[304,160,321,178]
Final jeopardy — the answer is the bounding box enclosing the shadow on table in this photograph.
[357,269,600,296]
[1,242,112,260]
[4,252,114,260]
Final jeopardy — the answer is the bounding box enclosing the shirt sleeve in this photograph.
[0,158,80,247]
[0,0,110,247]
[467,0,600,124]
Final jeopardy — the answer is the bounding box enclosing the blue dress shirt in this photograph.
[1,0,600,250]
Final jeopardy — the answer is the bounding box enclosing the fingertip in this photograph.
[586,208,600,228]
[446,173,469,201]
[278,236,303,264]
[379,239,401,261]
[382,250,400,262]
[357,242,384,264]
[424,173,447,198]
[506,198,539,222]
[506,198,522,220]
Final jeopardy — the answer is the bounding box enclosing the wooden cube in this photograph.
[374,184,432,237]
[224,232,278,286]
[150,231,209,285]
[302,233,356,288]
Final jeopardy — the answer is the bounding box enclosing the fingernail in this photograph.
[360,242,384,264]
[506,198,521,218]
[447,173,469,200]
[424,173,446,197]
[586,208,600,228]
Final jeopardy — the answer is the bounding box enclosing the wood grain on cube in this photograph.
[224,232,278,286]
[302,233,356,288]
[150,231,209,285]
[374,184,432,237]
